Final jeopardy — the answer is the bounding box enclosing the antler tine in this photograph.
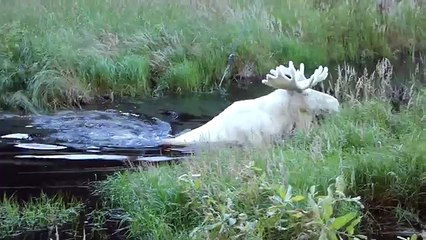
[262,61,301,91]
[308,65,329,87]
[286,62,314,92]
[293,64,329,91]
[299,63,305,77]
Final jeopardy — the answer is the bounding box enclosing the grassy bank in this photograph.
[96,95,425,239]
[95,64,426,239]
[1,0,425,111]
[0,194,82,239]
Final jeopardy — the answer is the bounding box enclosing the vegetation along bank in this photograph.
[1,0,425,111]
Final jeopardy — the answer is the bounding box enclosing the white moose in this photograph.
[162,61,340,146]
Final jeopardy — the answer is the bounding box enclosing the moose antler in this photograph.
[262,61,329,92]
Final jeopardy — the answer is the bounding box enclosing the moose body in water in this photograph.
[162,61,340,146]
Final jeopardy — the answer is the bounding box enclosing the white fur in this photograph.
[162,61,340,146]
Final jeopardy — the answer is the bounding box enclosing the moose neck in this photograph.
[260,89,313,135]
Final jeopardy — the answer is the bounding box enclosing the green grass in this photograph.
[0,0,425,111]
[94,63,426,239]
[0,194,83,239]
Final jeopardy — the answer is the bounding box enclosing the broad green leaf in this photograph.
[276,186,287,201]
[194,179,202,190]
[331,212,358,230]
[410,234,418,240]
[319,197,333,221]
[327,230,339,240]
[291,195,305,202]
[322,201,333,221]
[250,166,263,172]
[346,216,362,235]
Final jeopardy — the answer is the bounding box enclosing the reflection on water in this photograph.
[14,143,68,150]
[1,133,31,140]
[15,154,130,161]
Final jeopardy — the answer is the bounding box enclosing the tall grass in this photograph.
[0,194,83,239]
[96,61,426,239]
[0,0,425,110]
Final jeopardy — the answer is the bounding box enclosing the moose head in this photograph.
[162,61,340,146]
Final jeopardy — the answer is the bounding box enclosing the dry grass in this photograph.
[329,58,420,104]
